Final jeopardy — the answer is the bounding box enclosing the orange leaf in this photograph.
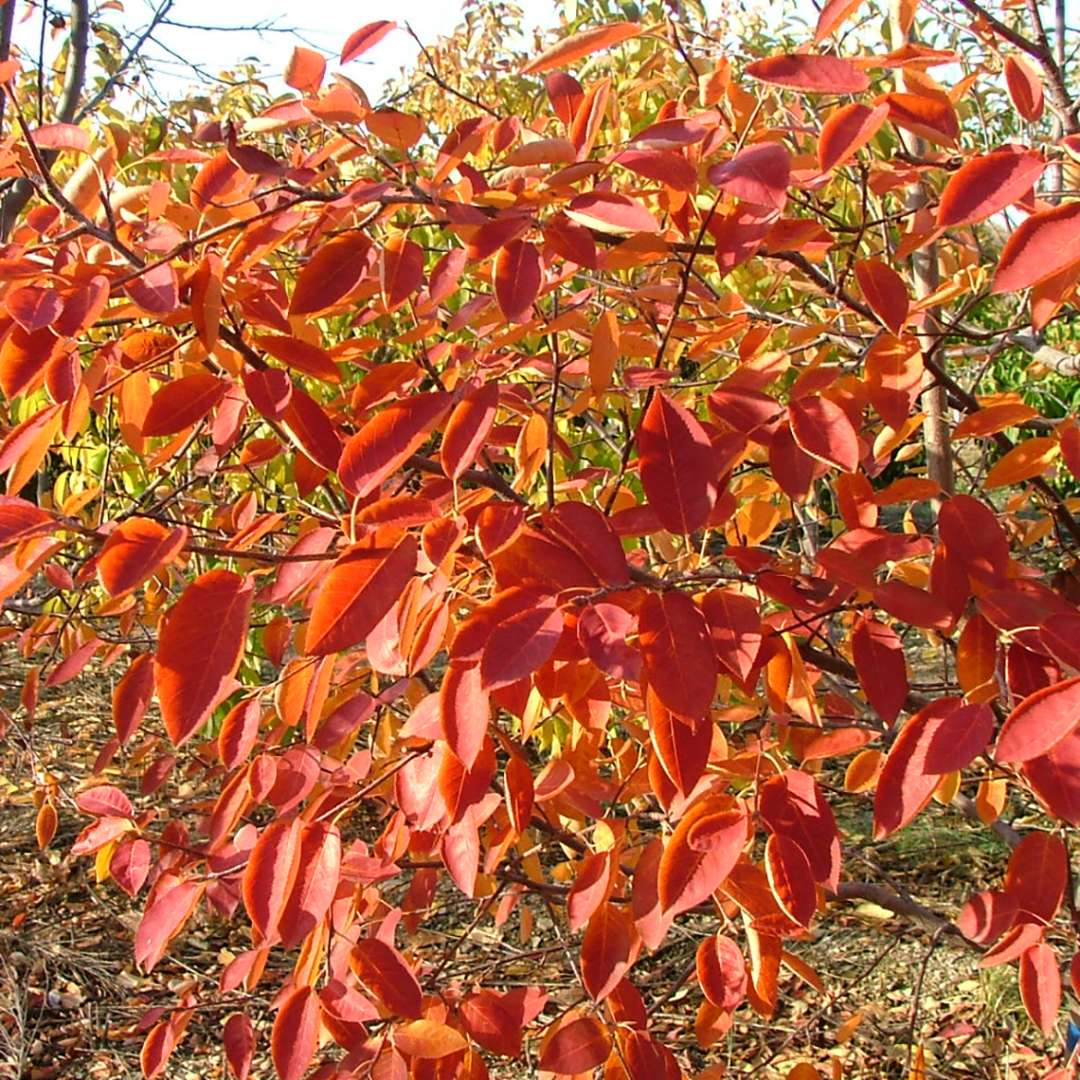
[521,21,641,74]
[306,534,417,656]
[97,517,188,597]
[992,201,1080,294]
[746,54,869,94]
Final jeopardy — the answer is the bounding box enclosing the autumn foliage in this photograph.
[3,0,1080,1077]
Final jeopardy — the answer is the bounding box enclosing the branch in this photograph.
[75,0,174,123]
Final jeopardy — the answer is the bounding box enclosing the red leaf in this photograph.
[639,590,717,718]
[992,201,1080,294]
[659,796,748,915]
[567,851,613,932]
[339,393,451,497]
[696,933,748,1009]
[381,235,425,309]
[242,818,302,943]
[708,142,790,210]
[125,262,179,315]
[142,372,228,437]
[271,985,320,1080]
[441,382,498,480]
[852,616,908,726]
[873,580,954,630]
[480,594,562,690]
[700,589,762,685]
[938,494,1010,588]
[460,990,522,1057]
[75,784,133,818]
[223,1013,255,1080]
[538,1013,612,1073]
[1023,727,1080,825]
[581,902,634,1001]
[765,832,817,927]
[494,240,541,322]
[305,534,417,656]
[113,652,154,745]
[565,191,659,234]
[874,698,962,838]
[0,496,53,549]
[351,938,423,1018]
[252,334,340,382]
[760,770,841,890]
[815,0,865,41]
[341,20,396,63]
[280,387,341,472]
[955,889,1019,945]
[440,662,490,769]
[854,258,909,335]
[140,1019,178,1079]
[648,687,712,796]
[746,53,870,94]
[638,391,719,534]
[615,148,698,191]
[289,233,371,315]
[32,122,90,153]
[879,91,958,145]
[278,822,342,948]
[818,102,889,173]
[995,677,1080,763]
[936,149,1046,228]
[1005,54,1044,122]
[135,875,204,972]
[218,697,262,770]
[923,702,994,772]
[1019,943,1060,1035]
[522,21,641,74]
[154,570,253,746]
[1004,831,1067,925]
[5,285,63,332]
[789,395,859,472]
[97,517,188,597]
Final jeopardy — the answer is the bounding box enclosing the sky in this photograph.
[11,0,723,106]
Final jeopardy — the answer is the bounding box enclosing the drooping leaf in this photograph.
[637,392,719,534]
[1018,942,1060,1036]
[271,985,320,1080]
[639,590,717,718]
[242,818,302,944]
[351,938,423,1018]
[154,570,254,746]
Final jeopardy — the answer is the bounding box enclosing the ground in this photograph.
[0,667,1070,1079]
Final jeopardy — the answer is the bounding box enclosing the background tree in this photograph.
[1,0,1080,1077]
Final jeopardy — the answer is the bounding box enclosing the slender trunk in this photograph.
[889,2,954,500]
[2,0,90,239]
